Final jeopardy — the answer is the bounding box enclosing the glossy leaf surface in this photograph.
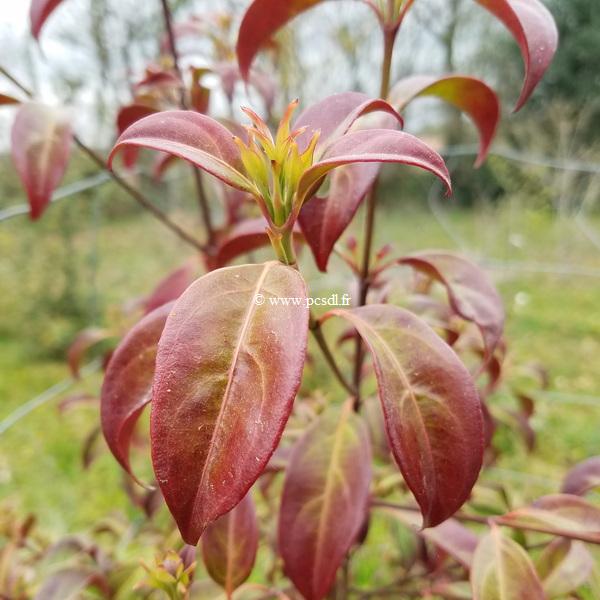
[323,305,483,527]
[536,538,594,598]
[299,129,451,204]
[475,0,558,111]
[30,0,66,39]
[471,524,544,600]
[278,403,371,600]
[389,75,500,166]
[496,494,600,543]
[11,102,72,220]
[109,111,250,191]
[100,303,172,482]
[398,252,504,362]
[561,456,600,496]
[299,162,379,271]
[152,262,309,544]
[201,493,259,596]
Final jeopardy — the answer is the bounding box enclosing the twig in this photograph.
[159,0,216,248]
[0,64,205,252]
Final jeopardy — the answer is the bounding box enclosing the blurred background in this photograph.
[0,0,598,581]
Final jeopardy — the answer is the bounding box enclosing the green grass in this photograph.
[1,198,599,541]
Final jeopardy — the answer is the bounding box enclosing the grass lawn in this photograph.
[1,194,599,542]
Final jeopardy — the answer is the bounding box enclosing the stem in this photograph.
[351,27,397,411]
[0,64,205,252]
[159,0,216,248]
[372,500,600,545]
[310,314,358,398]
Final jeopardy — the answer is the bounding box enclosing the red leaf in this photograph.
[278,403,372,600]
[151,262,309,544]
[116,104,158,134]
[237,0,326,80]
[389,75,500,166]
[562,457,600,497]
[475,0,558,111]
[294,92,403,154]
[0,93,21,105]
[67,327,113,378]
[152,152,179,182]
[322,305,483,527]
[496,494,600,544]
[101,303,172,483]
[471,523,544,599]
[214,218,303,268]
[398,252,504,363]
[11,102,72,220]
[299,162,379,271]
[201,493,259,596]
[30,0,66,39]
[143,262,196,315]
[109,111,250,191]
[299,129,451,204]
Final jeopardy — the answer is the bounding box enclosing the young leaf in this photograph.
[475,0,558,111]
[299,129,451,205]
[561,456,600,497]
[389,75,500,166]
[496,494,600,544]
[151,262,309,544]
[237,0,326,80]
[322,305,484,527]
[30,0,67,39]
[471,524,544,600]
[67,327,113,379]
[278,402,372,600]
[109,111,251,191]
[535,538,594,598]
[143,262,195,315]
[116,104,158,169]
[100,302,172,483]
[298,162,379,271]
[398,252,504,362]
[11,102,72,220]
[201,493,259,597]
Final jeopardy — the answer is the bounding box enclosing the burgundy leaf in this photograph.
[101,303,172,483]
[322,305,483,527]
[237,0,326,80]
[561,456,600,497]
[67,328,112,379]
[201,493,259,596]
[151,262,308,544]
[299,129,451,205]
[109,111,250,191]
[0,93,21,105]
[294,92,403,154]
[30,0,66,39]
[11,102,72,220]
[398,252,504,362]
[299,162,379,271]
[279,402,372,600]
[143,262,195,315]
[471,523,544,599]
[389,75,500,166]
[475,0,558,111]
